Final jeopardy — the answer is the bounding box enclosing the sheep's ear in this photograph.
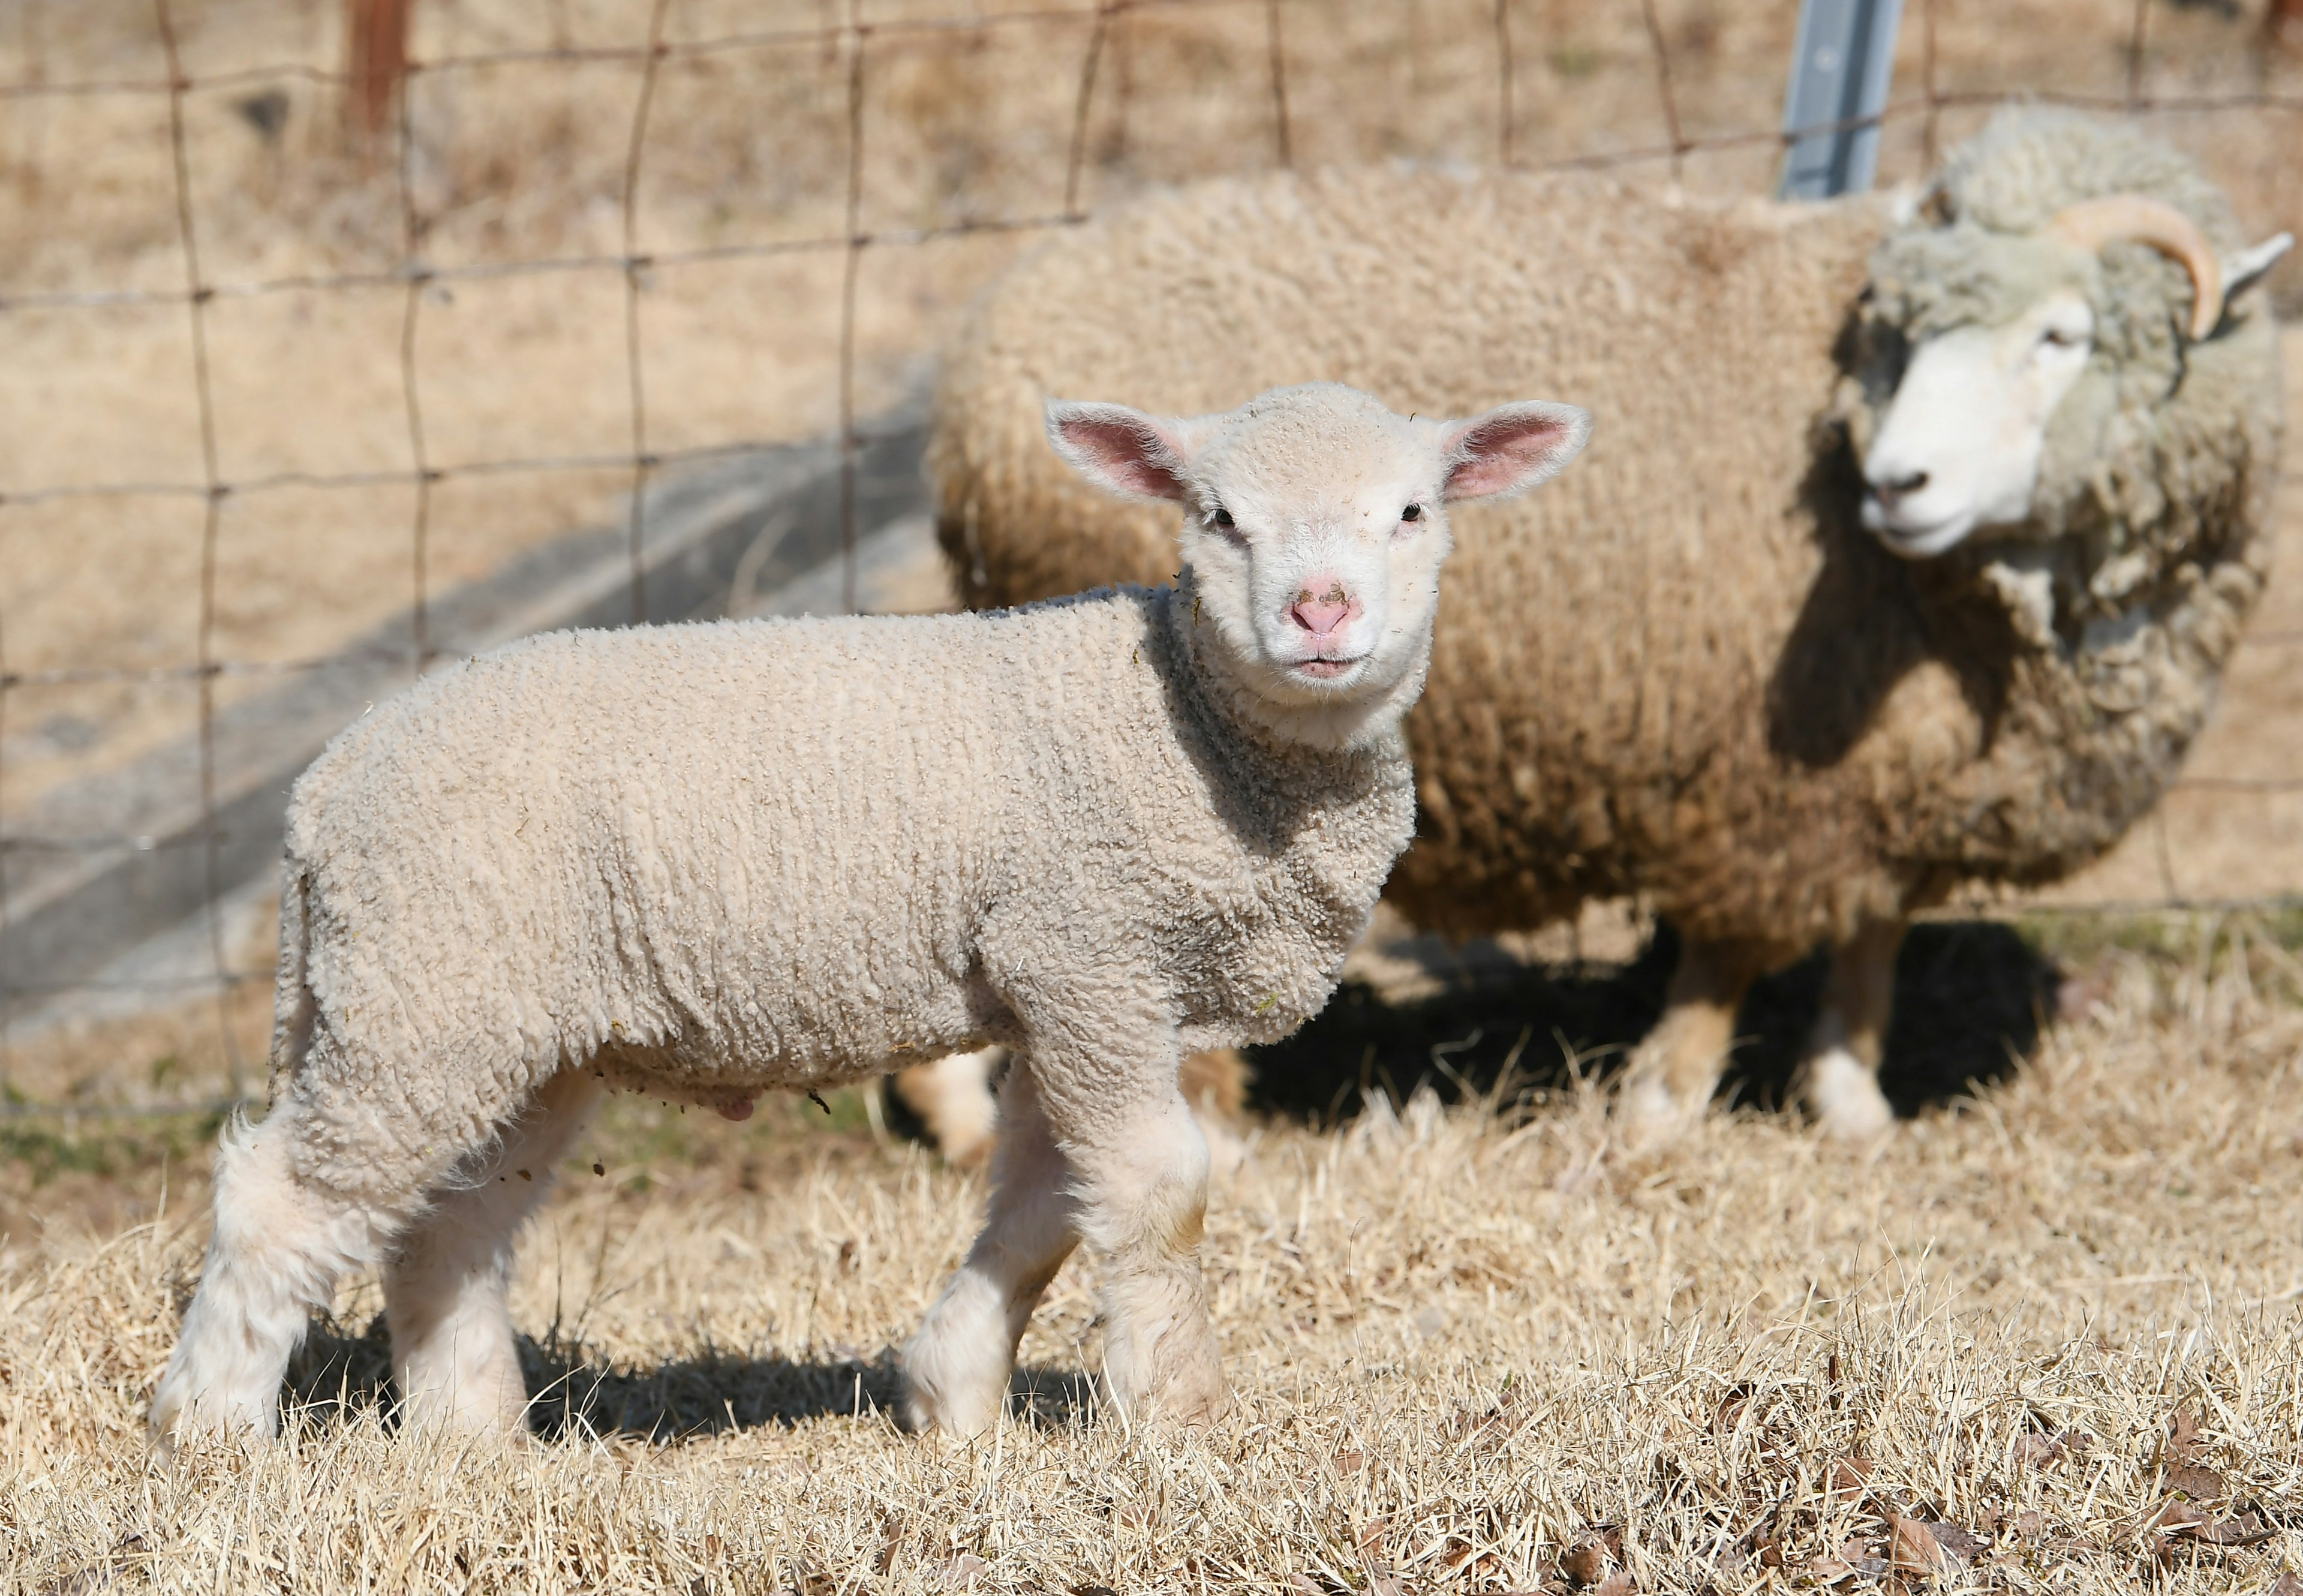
[2226,232,2294,306]
[1437,402,1593,501]
[1045,399,1197,502]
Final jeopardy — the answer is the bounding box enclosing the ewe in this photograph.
[149,382,1590,1447]
[928,107,2289,1141]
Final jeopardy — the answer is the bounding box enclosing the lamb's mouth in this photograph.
[1291,657,1363,680]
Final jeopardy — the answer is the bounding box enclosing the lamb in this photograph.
[148,380,1592,1447]
[928,107,2290,1141]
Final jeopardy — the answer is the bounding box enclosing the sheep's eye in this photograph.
[1211,506,1234,529]
[1400,503,1423,522]
[2040,326,2083,350]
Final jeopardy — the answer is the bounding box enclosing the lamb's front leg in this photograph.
[1022,1012,1222,1428]
[1069,1085,1222,1426]
[901,1065,1080,1435]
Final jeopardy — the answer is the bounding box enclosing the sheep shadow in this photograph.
[281,1315,1098,1440]
[1246,918,2063,1125]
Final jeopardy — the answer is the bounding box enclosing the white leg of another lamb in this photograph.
[383,1069,603,1435]
[901,1065,1081,1436]
[1799,919,1902,1142]
[148,1100,407,1451]
[891,1047,1005,1167]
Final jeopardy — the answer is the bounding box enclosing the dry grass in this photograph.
[7,925,2303,1591]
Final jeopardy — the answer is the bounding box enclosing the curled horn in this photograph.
[2042,194,2224,339]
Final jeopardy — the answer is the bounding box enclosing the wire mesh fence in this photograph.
[0,0,2298,1119]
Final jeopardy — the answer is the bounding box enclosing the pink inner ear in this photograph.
[1057,414,1190,500]
[1444,410,1576,500]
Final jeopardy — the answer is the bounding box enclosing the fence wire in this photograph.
[0,0,2298,1119]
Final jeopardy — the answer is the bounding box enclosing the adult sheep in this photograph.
[148,381,1592,1448]
[930,106,2290,1141]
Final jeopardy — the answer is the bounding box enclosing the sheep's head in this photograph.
[1848,110,2289,569]
[1044,381,1590,749]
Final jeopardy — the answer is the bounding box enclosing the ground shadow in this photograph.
[1246,919,2062,1125]
[282,1314,1095,1440]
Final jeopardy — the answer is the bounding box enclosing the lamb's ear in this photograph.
[1438,401,1593,501]
[1045,399,1197,502]
[2226,232,2295,306]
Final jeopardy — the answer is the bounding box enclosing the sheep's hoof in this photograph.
[1803,1047,1895,1142]
[1616,1072,1704,1147]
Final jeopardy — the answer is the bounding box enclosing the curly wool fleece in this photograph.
[270,590,1412,1203]
[930,109,2281,966]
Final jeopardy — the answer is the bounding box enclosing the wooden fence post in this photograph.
[347,0,410,142]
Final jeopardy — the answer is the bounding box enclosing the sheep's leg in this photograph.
[901,1065,1081,1435]
[149,1096,408,1451]
[1619,936,1760,1141]
[891,1047,1005,1167]
[1797,919,1903,1141]
[383,1068,602,1435]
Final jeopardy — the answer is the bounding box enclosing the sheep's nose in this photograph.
[1289,576,1354,638]
[1874,468,1930,501]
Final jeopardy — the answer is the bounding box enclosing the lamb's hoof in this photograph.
[1121,1371,1228,1434]
[1616,1072,1703,1148]
[1803,1047,1895,1142]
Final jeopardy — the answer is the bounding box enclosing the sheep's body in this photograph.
[272,598,1403,1205]
[932,112,2282,1131]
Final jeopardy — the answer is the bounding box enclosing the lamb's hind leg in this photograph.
[1797,919,1903,1141]
[901,1065,1080,1436]
[149,1096,410,1450]
[1619,934,1760,1143]
[384,1068,603,1436]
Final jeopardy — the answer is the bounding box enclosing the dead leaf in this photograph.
[2172,1510,2278,1549]
[2166,1462,2228,1501]
[1712,1381,1755,1436]
[1804,1556,1856,1584]
[1562,1540,1613,1587]
[2148,1498,2211,1537]
[1591,1574,1635,1596]
[1332,1448,1365,1475]
[2267,1572,2303,1596]
[1828,1457,1875,1503]
[1889,1515,1969,1574]
[2015,1429,2069,1468]
[1072,1586,1121,1596]
[2016,1511,2045,1542]
[2166,1408,2204,1463]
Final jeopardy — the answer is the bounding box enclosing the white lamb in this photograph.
[148,381,1591,1446]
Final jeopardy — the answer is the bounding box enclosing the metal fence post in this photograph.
[1778,0,1904,199]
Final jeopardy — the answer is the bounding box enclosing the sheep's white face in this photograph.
[1046,383,1590,749]
[1860,288,2095,558]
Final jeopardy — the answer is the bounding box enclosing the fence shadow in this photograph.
[1246,919,2063,1125]
[282,1314,1098,1441]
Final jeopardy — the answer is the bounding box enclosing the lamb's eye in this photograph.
[1211,506,1234,529]
[2040,326,2083,349]
[1400,504,1423,522]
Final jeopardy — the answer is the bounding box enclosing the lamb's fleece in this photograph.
[932,112,2281,968]
[272,595,1409,1205]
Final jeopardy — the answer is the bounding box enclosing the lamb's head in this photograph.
[1045,381,1589,749]
[1850,107,2290,564]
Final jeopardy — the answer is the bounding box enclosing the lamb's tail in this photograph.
[265,855,317,1103]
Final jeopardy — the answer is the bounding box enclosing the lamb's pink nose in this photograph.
[1289,576,1354,638]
